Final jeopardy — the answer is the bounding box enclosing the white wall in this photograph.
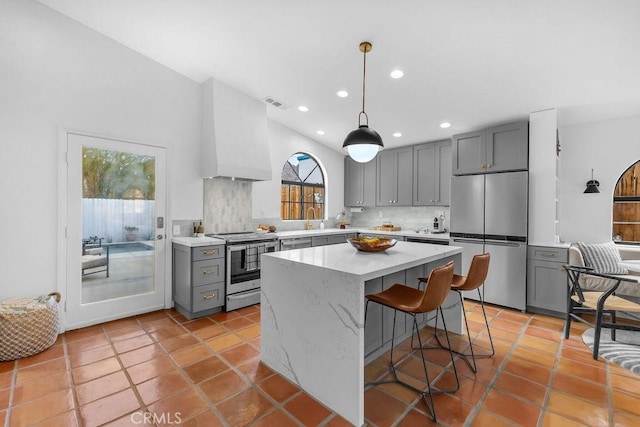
[0,0,203,301]
[528,109,558,246]
[558,114,640,243]
[252,120,345,224]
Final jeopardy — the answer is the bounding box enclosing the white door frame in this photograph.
[57,128,171,331]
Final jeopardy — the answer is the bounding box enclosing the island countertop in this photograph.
[264,241,461,281]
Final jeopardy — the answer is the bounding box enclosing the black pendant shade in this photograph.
[584,179,600,193]
[343,124,384,163]
[584,169,600,193]
[343,41,383,163]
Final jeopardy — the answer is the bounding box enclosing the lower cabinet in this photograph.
[527,246,568,317]
[173,243,226,319]
[311,233,355,247]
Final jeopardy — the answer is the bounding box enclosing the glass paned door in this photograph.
[66,133,166,329]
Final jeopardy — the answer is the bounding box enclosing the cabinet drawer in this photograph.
[311,236,329,247]
[192,245,224,261]
[192,258,224,286]
[528,246,568,263]
[328,234,348,245]
[192,283,224,312]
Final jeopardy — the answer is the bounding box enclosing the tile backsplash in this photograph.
[349,206,450,232]
[198,176,450,234]
[203,177,252,233]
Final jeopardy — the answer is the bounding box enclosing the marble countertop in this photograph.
[172,236,226,247]
[263,240,462,281]
[275,228,450,241]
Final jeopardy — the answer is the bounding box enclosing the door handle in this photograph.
[156,234,163,240]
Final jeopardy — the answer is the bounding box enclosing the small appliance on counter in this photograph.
[432,215,446,233]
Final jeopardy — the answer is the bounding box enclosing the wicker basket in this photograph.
[0,292,61,361]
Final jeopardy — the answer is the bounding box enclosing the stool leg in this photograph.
[432,289,495,373]
[411,313,437,422]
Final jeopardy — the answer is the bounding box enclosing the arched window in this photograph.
[613,160,640,243]
[281,153,325,220]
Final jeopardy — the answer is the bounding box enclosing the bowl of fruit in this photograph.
[347,236,397,253]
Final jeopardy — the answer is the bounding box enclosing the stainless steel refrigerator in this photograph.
[449,171,528,310]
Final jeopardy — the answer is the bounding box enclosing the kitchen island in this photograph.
[260,241,462,426]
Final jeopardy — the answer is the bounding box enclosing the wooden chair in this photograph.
[430,253,493,373]
[564,264,640,360]
[364,261,459,422]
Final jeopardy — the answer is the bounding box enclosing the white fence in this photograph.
[83,199,155,243]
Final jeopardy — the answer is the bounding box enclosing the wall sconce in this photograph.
[584,169,600,193]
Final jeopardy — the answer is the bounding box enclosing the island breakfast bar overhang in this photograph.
[260,241,464,426]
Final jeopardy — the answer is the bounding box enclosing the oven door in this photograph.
[226,241,278,294]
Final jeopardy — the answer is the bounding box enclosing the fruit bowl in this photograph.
[347,236,397,253]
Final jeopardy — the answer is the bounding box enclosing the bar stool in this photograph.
[432,253,493,373]
[364,261,459,422]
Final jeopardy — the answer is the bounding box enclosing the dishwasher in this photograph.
[279,237,312,251]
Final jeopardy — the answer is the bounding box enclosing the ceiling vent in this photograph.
[263,96,289,110]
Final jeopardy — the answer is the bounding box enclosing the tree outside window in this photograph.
[281,153,325,220]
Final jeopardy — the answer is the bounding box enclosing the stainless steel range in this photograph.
[207,232,279,311]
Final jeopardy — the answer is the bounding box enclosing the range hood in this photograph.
[201,77,272,181]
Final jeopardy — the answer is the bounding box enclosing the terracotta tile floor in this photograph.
[2,302,640,426]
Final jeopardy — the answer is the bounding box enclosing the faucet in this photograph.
[305,207,315,230]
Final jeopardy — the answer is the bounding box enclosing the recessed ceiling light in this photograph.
[390,69,404,79]
[298,106,309,112]
[440,122,452,128]
[336,90,349,98]
[393,132,402,138]
[316,130,325,135]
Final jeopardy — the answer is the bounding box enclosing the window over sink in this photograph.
[281,152,325,220]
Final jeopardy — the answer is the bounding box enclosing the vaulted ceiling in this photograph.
[37,0,640,152]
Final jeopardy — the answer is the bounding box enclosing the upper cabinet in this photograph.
[344,157,376,207]
[413,140,452,206]
[376,147,413,206]
[452,121,528,175]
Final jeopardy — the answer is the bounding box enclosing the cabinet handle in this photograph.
[202,293,217,300]
[201,250,217,255]
[486,163,492,168]
[480,164,486,168]
[539,252,556,258]
[202,269,216,275]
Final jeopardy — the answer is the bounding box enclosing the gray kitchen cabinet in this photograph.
[413,140,452,206]
[311,233,354,247]
[344,156,376,207]
[452,121,528,175]
[527,246,568,317]
[173,243,225,320]
[280,237,312,251]
[376,147,413,206]
[364,277,383,356]
[382,270,408,345]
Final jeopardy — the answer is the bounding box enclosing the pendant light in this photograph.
[584,169,600,193]
[343,41,384,163]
